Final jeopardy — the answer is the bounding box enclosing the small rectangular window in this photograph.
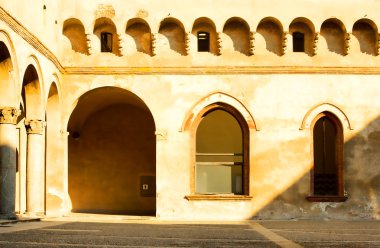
[197,31,210,52]
[101,32,113,52]
[293,32,305,52]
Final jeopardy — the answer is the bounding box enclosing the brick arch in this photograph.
[300,103,352,130]
[181,92,258,131]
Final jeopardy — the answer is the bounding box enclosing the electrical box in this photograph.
[140,176,156,197]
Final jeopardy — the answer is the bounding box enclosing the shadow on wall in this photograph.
[250,116,380,220]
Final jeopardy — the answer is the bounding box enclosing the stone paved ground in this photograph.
[0,219,377,247]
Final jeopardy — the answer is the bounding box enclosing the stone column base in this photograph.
[0,212,18,220]
[23,211,45,218]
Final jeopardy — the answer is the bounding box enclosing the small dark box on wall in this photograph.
[140,176,156,197]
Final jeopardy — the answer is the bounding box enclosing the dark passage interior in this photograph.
[68,87,156,215]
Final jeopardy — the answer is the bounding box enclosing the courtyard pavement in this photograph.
[0,216,378,247]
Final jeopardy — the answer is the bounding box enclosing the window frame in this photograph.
[307,112,347,202]
[100,32,113,53]
[197,31,210,52]
[188,103,250,198]
[292,31,305,52]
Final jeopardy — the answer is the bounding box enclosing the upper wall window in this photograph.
[93,17,120,56]
[289,19,315,56]
[192,17,218,55]
[293,32,305,52]
[197,31,210,52]
[101,32,113,52]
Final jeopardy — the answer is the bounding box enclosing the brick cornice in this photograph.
[64,66,380,75]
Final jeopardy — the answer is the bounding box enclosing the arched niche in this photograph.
[256,17,284,56]
[158,17,187,55]
[223,17,251,56]
[192,17,218,55]
[126,18,152,55]
[67,86,156,215]
[289,17,315,56]
[93,17,120,56]
[63,18,89,55]
[320,18,347,55]
[352,18,378,56]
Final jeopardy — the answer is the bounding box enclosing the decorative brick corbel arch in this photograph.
[181,91,258,132]
[300,103,353,130]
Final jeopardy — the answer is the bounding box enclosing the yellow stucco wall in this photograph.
[0,0,379,220]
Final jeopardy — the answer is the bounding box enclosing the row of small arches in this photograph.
[63,16,379,57]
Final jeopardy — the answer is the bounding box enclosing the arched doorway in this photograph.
[67,87,156,215]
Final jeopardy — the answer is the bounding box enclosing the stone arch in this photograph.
[93,17,120,56]
[63,18,89,55]
[0,30,19,106]
[181,92,257,131]
[256,17,284,56]
[320,18,347,55]
[300,103,352,130]
[158,17,187,55]
[352,18,378,55]
[67,86,156,215]
[289,17,315,56]
[223,17,251,55]
[126,18,152,55]
[21,56,44,120]
[192,17,218,55]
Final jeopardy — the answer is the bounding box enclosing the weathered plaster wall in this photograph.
[0,0,380,221]
[58,73,380,220]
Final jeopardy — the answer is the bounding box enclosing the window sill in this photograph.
[185,195,253,201]
[306,195,348,202]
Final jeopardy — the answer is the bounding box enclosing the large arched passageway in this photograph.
[67,87,156,215]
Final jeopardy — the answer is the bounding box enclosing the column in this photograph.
[0,107,20,219]
[25,119,46,216]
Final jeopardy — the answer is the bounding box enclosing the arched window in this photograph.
[293,32,305,52]
[194,104,249,196]
[197,31,210,52]
[307,112,347,202]
[101,32,113,52]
